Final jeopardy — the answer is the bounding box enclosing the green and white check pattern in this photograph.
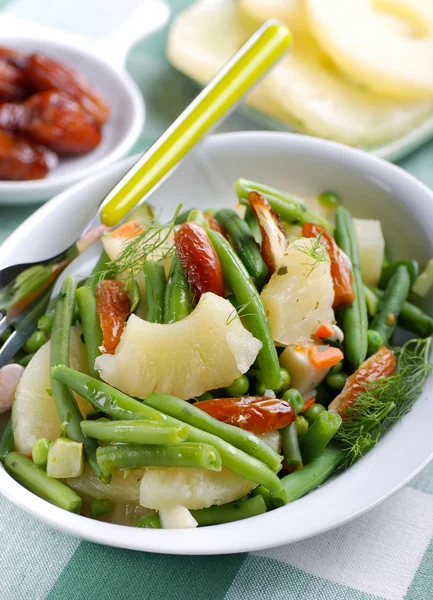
[2,1,433,598]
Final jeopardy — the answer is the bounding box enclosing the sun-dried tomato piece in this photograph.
[302,222,355,310]
[96,280,129,354]
[174,222,224,302]
[328,346,396,416]
[247,191,287,274]
[194,396,296,434]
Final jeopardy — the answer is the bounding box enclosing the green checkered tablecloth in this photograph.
[2,1,433,599]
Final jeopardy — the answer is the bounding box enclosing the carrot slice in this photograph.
[308,345,344,369]
[316,323,334,339]
[96,280,129,354]
[109,220,144,238]
[301,396,317,412]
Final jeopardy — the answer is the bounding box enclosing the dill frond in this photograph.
[226,298,254,326]
[292,234,329,276]
[97,205,182,282]
[336,338,432,468]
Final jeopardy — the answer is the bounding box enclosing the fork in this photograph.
[0,20,291,367]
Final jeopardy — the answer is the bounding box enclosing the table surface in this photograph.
[2,2,433,599]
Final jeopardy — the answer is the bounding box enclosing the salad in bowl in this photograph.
[1,173,432,531]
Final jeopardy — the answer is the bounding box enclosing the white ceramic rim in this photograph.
[1,131,433,554]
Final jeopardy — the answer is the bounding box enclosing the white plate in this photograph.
[0,3,169,205]
[1,131,433,554]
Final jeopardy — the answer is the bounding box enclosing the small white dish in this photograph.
[0,3,169,205]
[1,131,433,554]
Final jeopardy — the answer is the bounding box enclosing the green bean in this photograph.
[163,253,192,324]
[370,265,411,344]
[299,411,342,464]
[144,393,282,473]
[235,178,332,230]
[187,209,206,226]
[136,514,161,528]
[90,499,113,519]
[85,250,113,286]
[273,446,344,507]
[335,207,368,368]
[367,329,383,356]
[318,192,339,209]
[50,278,106,482]
[215,208,268,280]
[81,419,188,445]
[295,415,309,438]
[303,403,326,424]
[127,278,141,314]
[380,260,418,288]
[224,375,249,397]
[23,330,47,354]
[53,369,283,494]
[244,204,262,244]
[144,398,283,494]
[368,285,433,338]
[283,389,303,413]
[326,372,347,391]
[175,208,196,225]
[51,366,163,422]
[4,452,82,513]
[205,228,281,389]
[0,420,14,461]
[96,443,222,477]
[191,496,266,526]
[32,438,51,467]
[16,352,35,367]
[250,485,274,510]
[76,286,102,379]
[281,422,302,471]
[143,261,166,324]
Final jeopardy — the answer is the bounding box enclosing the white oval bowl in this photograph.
[1,131,433,555]
[0,34,144,205]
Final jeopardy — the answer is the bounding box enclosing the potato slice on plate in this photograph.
[239,0,308,34]
[168,0,433,146]
[271,33,433,146]
[306,0,433,99]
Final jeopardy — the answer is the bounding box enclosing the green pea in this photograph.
[367,329,383,355]
[315,382,336,407]
[283,389,304,413]
[318,192,339,209]
[194,392,214,402]
[326,372,348,391]
[37,312,55,335]
[295,415,309,438]
[303,404,326,424]
[330,362,343,374]
[225,375,249,397]
[277,368,291,393]
[254,381,266,396]
[23,330,47,354]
